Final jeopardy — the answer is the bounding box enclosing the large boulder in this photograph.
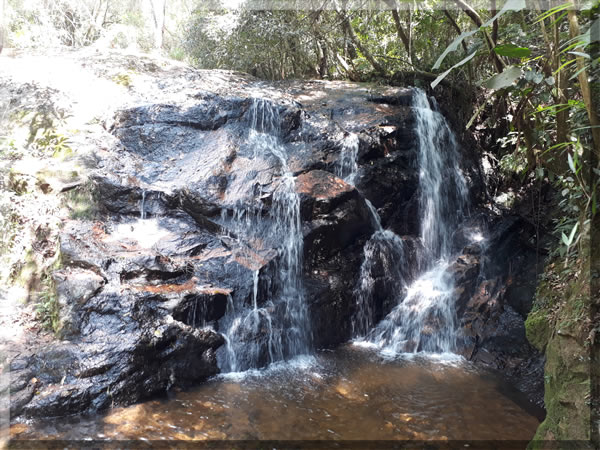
[4,51,542,421]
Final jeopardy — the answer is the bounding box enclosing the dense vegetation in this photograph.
[1,0,597,444]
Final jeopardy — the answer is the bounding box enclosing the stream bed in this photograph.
[11,345,542,443]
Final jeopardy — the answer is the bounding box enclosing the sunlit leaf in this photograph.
[432,29,479,70]
[433,0,526,70]
[567,221,579,245]
[494,44,531,58]
[568,51,591,58]
[482,66,522,90]
[431,51,477,89]
[568,153,576,173]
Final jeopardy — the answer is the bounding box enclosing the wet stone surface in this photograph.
[2,50,544,421]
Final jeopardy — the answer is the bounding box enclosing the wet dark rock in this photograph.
[297,170,374,264]
[11,312,224,419]
[453,221,545,408]
[6,53,542,420]
[170,289,230,327]
[53,268,105,338]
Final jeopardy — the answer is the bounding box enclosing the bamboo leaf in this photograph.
[433,29,479,70]
[433,0,526,70]
[431,51,477,89]
[494,44,531,58]
[568,153,576,173]
[567,221,579,245]
[568,51,591,58]
[482,65,522,90]
[535,2,572,24]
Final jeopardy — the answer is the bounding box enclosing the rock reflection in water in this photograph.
[13,346,541,441]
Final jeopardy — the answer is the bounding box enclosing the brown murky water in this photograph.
[12,345,541,442]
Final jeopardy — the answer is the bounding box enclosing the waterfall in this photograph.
[355,88,469,355]
[352,229,405,337]
[413,90,468,261]
[334,133,406,339]
[218,98,311,372]
[336,133,360,185]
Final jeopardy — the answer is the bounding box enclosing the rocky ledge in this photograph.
[1,50,543,420]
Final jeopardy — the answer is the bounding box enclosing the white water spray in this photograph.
[355,88,469,355]
[218,98,311,372]
[140,190,146,220]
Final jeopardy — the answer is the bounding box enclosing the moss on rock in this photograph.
[525,309,551,353]
[527,256,593,448]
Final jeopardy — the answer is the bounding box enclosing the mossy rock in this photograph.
[529,332,592,447]
[528,255,593,448]
[525,309,551,352]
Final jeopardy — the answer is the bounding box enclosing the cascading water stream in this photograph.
[353,88,469,355]
[333,132,406,338]
[140,190,147,220]
[336,133,360,186]
[218,98,311,373]
[413,90,468,261]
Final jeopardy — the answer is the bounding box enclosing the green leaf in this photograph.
[431,51,477,89]
[482,66,522,90]
[433,0,526,70]
[433,29,479,70]
[561,232,569,246]
[494,44,531,58]
[535,2,572,24]
[568,51,591,59]
[567,222,579,246]
[568,153,576,173]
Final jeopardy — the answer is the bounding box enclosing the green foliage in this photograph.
[36,274,60,333]
[493,43,531,58]
[34,129,73,159]
[183,8,320,79]
[62,182,99,220]
[6,169,30,195]
[112,72,134,87]
[0,193,22,267]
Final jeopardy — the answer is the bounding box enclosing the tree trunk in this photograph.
[491,0,498,44]
[338,11,386,75]
[384,0,411,63]
[452,0,504,73]
[554,16,568,144]
[568,9,600,157]
[148,0,165,49]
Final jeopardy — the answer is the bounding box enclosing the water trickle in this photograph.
[352,229,405,338]
[334,132,405,340]
[336,132,360,185]
[357,88,470,355]
[364,198,383,231]
[218,98,311,372]
[140,190,147,220]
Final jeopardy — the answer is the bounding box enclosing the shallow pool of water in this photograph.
[12,345,542,442]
